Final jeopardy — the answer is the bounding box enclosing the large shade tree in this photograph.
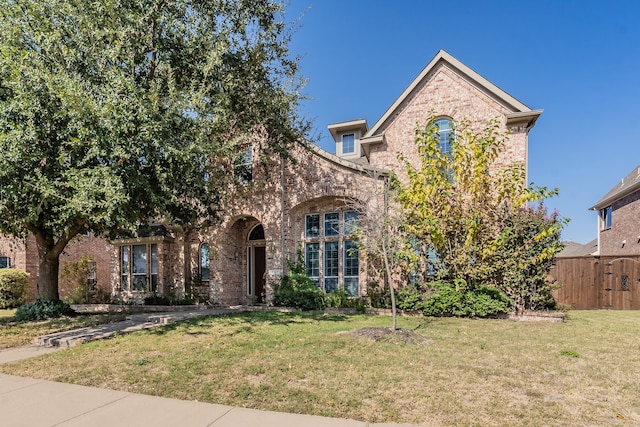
[0,0,308,300]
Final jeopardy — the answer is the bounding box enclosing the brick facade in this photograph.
[0,50,541,304]
[592,167,640,256]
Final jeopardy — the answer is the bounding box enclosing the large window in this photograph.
[601,206,612,229]
[0,256,10,269]
[199,243,210,282]
[342,133,355,154]
[302,210,359,295]
[120,244,158,292]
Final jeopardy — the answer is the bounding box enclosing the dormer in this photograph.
[327,119,368,160]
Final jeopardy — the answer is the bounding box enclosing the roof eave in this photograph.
[506,110,544,130]
[590,181,640,210]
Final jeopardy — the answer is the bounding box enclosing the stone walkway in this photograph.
[0,306,424,427]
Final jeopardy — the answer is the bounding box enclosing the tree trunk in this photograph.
[382,243,397,331]
[37,253,60,301]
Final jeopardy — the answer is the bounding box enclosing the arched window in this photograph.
[433,117,453,156]
[199,243,210,282]
[248,224,265,241]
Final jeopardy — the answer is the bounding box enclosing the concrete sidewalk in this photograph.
[0,373,420,427]
[0,307,424,427]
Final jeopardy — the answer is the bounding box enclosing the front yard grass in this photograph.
[1,310,639,426]
[0,312,127,349]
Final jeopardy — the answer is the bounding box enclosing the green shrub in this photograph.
[15,299,75,321]
[465,284,511,317]
[422,280,510,317]
[273,271,326,311]
[144,294,171,306]
[366,282,391,309]
[396,284,424,312]
[326,289,350,308]
[273,249,326,311]
[0,268,29,309]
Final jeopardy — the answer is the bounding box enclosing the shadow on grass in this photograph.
[145,310,357,336]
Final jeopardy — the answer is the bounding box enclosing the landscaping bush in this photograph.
[396,284,425,312]
[273,272,326,311]
[0,268,29,308]
[422,280,510,317]
[144,294,171,306]
[15,299,75,321]
[325,289,365,312]
[273,250,325,311]
[366,282,391,308]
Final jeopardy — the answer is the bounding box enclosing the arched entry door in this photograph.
[247,224,266,303]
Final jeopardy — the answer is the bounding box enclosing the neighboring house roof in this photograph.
[556,239,598,258]
[590,164,640,210]
[363,49,543,142]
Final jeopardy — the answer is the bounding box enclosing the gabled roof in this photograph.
[591,165,640,210]
[363,49,543,140]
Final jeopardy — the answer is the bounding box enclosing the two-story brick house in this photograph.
[0,50,542,305]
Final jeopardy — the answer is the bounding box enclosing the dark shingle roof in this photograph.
[591,165,640,210]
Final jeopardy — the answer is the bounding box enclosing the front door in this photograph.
[248,246,266,302]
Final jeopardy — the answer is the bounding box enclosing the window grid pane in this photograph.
[344,211,359,236]
[305,243,320,280]
[324,242,339,277]
[342,133,355,154]
[306,214,320,238]
[324,213,339,237]
[344,241,359,277]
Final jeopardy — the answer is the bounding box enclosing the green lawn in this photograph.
[0,312,127,349]
[1,310,639,426]
[0,308,16,318]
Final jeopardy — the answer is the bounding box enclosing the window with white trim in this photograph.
[120,244,158,292]
[302,211,359,295]
[324,241,339,293]
[433,117,453,157]
[344,241,359,296]
[342,133,355,154]
[305,243,320,286]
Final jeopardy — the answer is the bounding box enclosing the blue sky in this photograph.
[284,0,640,244]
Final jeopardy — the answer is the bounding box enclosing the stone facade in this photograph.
[0,50,542,304]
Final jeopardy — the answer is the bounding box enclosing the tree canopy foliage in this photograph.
[0,0,308,300]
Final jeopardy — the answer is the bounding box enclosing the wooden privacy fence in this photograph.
[550,256,640,309]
